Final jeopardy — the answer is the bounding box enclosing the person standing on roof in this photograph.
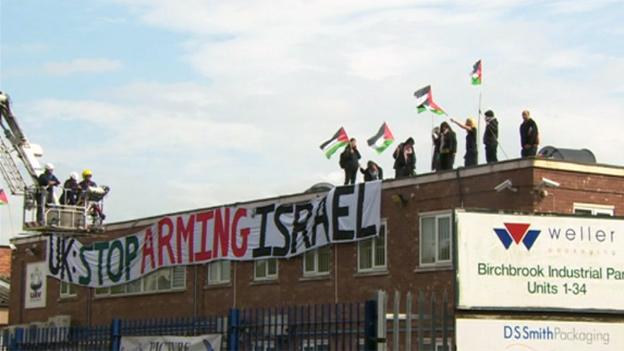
[451,117,478,167]
[431,127,441,171]
[360,161,383,181]
[339,138,361,185]
[483,110,499,163]
[520,110,539,158]
[392,137,416,178]
[438,122,457,170]
[60,172,79,205]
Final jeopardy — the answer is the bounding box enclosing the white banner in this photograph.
[25,262,47,309]
[456,318,624,350]
[47,182,381,288]
[120,334,222,351]
[456,211,624,311]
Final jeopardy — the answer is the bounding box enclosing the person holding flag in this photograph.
[360,161,383,181]
[339,138,361,185]
[451,117,478,167]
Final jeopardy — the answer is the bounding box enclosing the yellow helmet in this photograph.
[82,169,93,178]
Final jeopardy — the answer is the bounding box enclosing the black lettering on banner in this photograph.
[332,185,355,240]
[49,237,76,282]
[273,205,292,257]
[292,203,313,252]
[78,246,92,285]
[252,204,274,258]
[312,198,330,245]
[356,183,377,239]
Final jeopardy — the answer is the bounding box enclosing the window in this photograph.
[59,281,77,298]
[95,266,185,297]
[358,220,387,272]
[573,203,614,217]
[303,246,331,277]
[207,260,231,285]
[254,258,278,281]
[420,212,452,266]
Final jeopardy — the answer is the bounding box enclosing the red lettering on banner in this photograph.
[176,215,195,264]
[141,228,156,273]
[194,211,214,261]
[232,208,251,257]
[158,217,175,266]
[213,208,230,258]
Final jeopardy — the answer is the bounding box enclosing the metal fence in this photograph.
[1,300,377,351]
[377,290,455,351]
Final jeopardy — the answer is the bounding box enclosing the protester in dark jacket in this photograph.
[393,137,416,178]
[431,127,441,171]
[360,161,383,181]
[36,163,60,224]
[483,110,499,163]
[339,138,361,185]
[451,117,478,167]
[520,110,539,158]
[439,122,457,170]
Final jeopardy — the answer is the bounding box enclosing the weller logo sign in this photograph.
[494,223,541,250]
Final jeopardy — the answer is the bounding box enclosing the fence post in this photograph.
[110,319,122,351]
[365,299,378,351]
[227,308,240,351]
[10,327,24,351]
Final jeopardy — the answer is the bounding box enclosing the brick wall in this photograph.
[9,161,624,326]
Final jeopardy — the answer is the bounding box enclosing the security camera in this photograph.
[494,179,517,192]
[539,177,560,188]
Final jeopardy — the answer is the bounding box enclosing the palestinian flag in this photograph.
[0,189,8,205]
[367,122,395,154]
[319,127,349,159]
[414,85,447,115]
[471,59,482,85]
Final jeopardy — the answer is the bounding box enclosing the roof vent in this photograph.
[538,146,596,164]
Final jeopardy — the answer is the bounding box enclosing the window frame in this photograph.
[303,246,331,277]
[94,266,186,297]
[59,281,77,298]
[206,260,231,285]
[419,211,453,267]
[254,258,278,281]
[573,203,614,217]
[357,219,387,273]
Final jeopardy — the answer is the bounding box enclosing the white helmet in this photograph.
[45,163,54,171]
[70,172,78,180]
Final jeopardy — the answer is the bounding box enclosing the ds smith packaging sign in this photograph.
[456,212,624,311]
[456,318,624,350]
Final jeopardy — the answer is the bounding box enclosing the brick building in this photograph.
[7,158,624,339]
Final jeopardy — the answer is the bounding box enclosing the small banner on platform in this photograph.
[120,334,222,351]
[47,181,382,288]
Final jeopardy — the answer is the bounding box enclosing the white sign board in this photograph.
[25,262,47,309]
[120,334,222,351]
[456,318,624,350]
[456,212,624,311]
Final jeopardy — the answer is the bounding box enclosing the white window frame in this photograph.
[254,258,278,281]
[303,246,331,277]
[573,203,614,217]
[357,219,387,273]
[207,260,231,285]
[419,211,452,267]
[59,281,77,298]
[94,266,186,297]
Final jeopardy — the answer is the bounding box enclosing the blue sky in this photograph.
[1,0,623,243]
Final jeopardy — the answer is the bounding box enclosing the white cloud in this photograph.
[42,58,122,75]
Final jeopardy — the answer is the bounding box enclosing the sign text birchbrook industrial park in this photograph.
[46,181,381,288]
[457,212,624,311]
